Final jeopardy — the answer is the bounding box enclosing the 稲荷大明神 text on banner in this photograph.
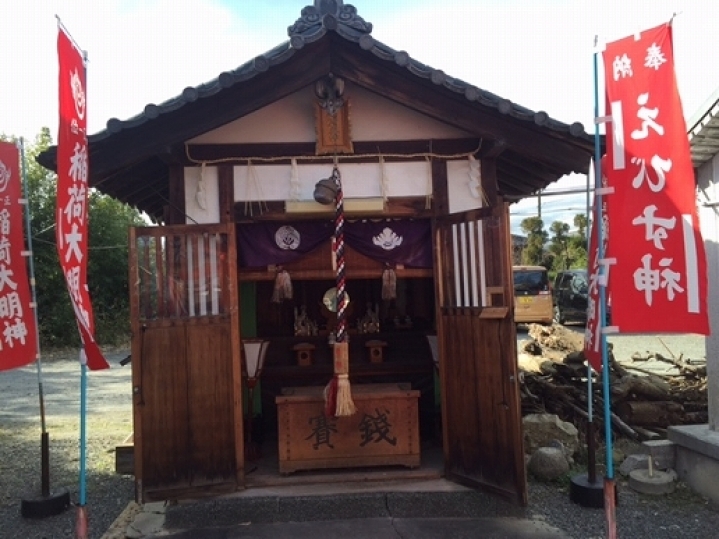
[56,27,109,370]
[0,141,38,371]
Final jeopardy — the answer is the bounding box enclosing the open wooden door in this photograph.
[129,223,243,502]
[434,174,527,503]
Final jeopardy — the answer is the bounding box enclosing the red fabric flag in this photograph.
[57,27,109,370]
[584,159,609,372]
[0,142,38,371]
[602,23,709,334]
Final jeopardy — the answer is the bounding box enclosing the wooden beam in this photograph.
[233,196,433,221]
[238,267,432,282]
[183,138,481,165]
[436,206,494,226]
[479,139,508,159]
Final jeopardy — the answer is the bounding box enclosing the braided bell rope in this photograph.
[333,166,347,343]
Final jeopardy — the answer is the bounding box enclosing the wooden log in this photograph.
[609,411,640,440]
[632,426,663,441]
[612,374,671,401]
[615,401,684,428]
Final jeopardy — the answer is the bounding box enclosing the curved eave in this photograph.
[688,86,719,167]
[37,20,595,219]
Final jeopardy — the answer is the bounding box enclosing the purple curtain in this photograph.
[237,221,333,267]
[345,220,432,268]
[237,219,432,268]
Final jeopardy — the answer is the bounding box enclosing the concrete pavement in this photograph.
[114,479,572,539]
[147,516,570,538]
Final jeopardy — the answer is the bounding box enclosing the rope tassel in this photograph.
[325,165,356,417]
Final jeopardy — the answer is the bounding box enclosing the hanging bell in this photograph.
[313,177,338,205]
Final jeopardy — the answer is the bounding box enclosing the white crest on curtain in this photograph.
[275,225,301,250]
[373,227,403,250]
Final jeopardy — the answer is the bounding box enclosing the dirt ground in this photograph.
[517,323,706,374]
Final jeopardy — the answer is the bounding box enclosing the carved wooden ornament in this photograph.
[315,99,354,155]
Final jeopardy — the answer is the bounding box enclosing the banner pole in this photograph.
[75,45,91,539]
[79,360,88,506]
[18,140,71,518]
[19,138,49,495]
[593,37,617,538]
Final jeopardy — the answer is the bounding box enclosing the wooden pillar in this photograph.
[480,157,499,207]
[430,159,449,216]
[166,165,186,225]
[218,165,235,224]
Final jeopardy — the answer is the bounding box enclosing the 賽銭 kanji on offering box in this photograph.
[275,383,420,474]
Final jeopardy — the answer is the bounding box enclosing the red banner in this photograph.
[0,142,38,371]
[584,159,609,372]
[602,23,709,334]
[57,28,109,370]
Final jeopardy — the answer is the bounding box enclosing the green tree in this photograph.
[546,215,589,274]
[547,220,571,271]
[4,129,145,348]
[519,216,548,267]
[573,213,588,240]
[568,213,589,269]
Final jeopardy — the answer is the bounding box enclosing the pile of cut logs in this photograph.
[518,325,707,442]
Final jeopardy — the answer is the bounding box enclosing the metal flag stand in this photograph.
[569,157,604,509]
[55,16,92,538]
[18,137,71,518]
[593,37,618,538]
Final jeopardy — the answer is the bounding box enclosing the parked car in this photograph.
[512,265,553,325]
[553,269,589,324]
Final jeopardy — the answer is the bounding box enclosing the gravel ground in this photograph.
[0,349,134,539]
[1,335,717,539]
[528,475,719,538]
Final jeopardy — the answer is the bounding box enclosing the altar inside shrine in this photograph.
[275,383,420,474]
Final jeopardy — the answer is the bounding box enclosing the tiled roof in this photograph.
[37,1,596,220]
[89,0,589,146]
[688,85,719,167]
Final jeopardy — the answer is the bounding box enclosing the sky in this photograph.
[2,0,719,233]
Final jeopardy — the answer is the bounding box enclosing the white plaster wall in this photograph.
[188,82,471,144]
[232,160,432,201]
[183,158,483,222]
[698,154,719,430]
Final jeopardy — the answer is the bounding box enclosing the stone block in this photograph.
[619,453,649,476]
[522,413,579,457]
[642,439,676,471]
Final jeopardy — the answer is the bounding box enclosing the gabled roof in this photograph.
[38,1,595,220]
[688,85,719,167]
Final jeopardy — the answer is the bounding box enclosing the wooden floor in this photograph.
[244,440,444,488]
[116,438,444,489]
